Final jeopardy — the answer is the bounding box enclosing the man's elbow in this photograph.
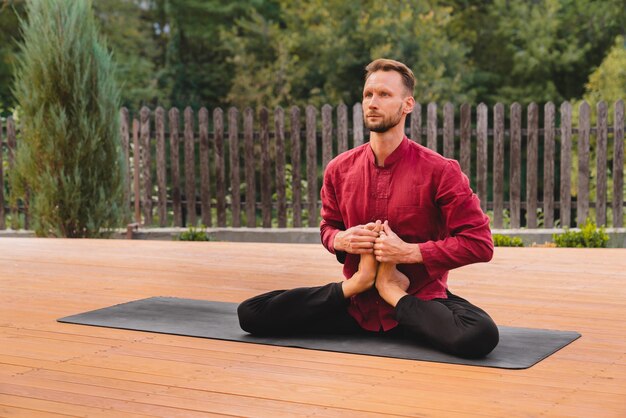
[477,238,494,263]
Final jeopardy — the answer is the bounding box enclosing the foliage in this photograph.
[492,234,524,247]
[552,219,609,248]
[176,225,210,241]
[11,0,125,237]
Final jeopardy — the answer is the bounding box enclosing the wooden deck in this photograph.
[0,237,624,417]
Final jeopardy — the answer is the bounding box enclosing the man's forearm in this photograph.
[404,242,423,264]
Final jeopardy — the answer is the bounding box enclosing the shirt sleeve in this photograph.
[418,160,494,277]
[319,163,345,258]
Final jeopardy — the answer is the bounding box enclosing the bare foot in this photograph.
[342,221,381,298]
[375,262,410,307]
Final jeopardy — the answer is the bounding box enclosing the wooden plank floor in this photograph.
[0,237,624,417]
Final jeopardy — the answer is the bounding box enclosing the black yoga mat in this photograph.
[58,297,580,369]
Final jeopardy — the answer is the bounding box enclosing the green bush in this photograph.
[11,0,125,237]
[176,225,210,241]
[553,219,609,248]
[492,234,524,247]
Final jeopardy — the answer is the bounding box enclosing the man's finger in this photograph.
[382,221,394,236]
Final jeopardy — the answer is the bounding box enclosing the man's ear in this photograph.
[403,95,415,115]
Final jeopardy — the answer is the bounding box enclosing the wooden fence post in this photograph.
[410,103,421,144]
[155,107,167,227]
[443,102,455,159]
[169,108,182,227]
[596,101,608,226]
[214,108,226,227]
[119,108,130,214]
[476,103,488,212]
[290,106,302,227]
[199,107,211,227]
[228,107,241,227]
[0,118,4,230]
[559,102,572,228]
[244,108,256,227]
[322,104,333,170]
[613,100,624,227]
[260,107,272,228]
[275,107,287,228]
[306,105,318,227]
[510,103,522,228]
[493,103,505,228]
[184,107,196,226]
[132,118,141,224]
[526,103,538,228]
[337,104,348,154]
[460,104,471,179]
[140,107,152,225]
[427,102,437,151]
[543,102,555,228]
[577,102,590,226]
[353,103,363,148]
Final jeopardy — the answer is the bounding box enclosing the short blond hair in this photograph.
[365,59,415,95]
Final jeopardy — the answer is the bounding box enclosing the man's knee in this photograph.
[451,317,499,358]
[237,299,258,334]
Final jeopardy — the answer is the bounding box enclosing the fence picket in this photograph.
[291,106,302,227]
[510,103,522,228]
[614,100,624,227]
[199,107,211,227]
[353,103,363,148]
[140,107,153,225]
[132,118,141,224]
[260,107,271,228]
[596,101,608,226]
[460,104,471,179]
[577,102,590,226]
[228,107,240,227]
[427,103,437,151]
[0,118,4,229]
[169,108,182,227]
[560,102,572,228]
[244,108,256,227]
[477,104,488,212]
[526,103,538,228]
[119,108,130,212]
[275,107,287,228]
[543,102,555,228]
[306,105,318,227]
[337,104,348,154]
[214,108,226,227]
[410,103,421,144]
[443,102,454,159]
[155,107,167,227]
[184,107,196,226]
[493,103,505,228]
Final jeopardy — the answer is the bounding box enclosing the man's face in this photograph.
[362,70,412,133]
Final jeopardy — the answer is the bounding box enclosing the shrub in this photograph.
[492,234,524,247]
[553,219,609,248]
[11,0,125,237]
[177,225,210,241]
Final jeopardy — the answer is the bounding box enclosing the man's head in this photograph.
[364,59,415,96]
[362,59,415,134]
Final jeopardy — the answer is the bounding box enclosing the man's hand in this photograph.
[373,221,423,264]
[334,222,380,254]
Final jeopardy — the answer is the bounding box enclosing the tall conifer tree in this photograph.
[12,0,125,237]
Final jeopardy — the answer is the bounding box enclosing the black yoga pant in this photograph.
[237,282,499,358]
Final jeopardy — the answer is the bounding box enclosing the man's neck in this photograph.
[369,124,405,167]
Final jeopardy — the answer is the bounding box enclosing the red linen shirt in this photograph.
[320,136,493,331]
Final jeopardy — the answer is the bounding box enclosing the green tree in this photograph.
[0,0,26,115]
[11,0,125,237]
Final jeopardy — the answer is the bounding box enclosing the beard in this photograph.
[364,103,404,133]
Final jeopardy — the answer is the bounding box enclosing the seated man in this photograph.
[237,58,499,358]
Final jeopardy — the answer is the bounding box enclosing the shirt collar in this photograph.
[366,135,410,168]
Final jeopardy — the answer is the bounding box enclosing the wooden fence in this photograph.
[1,100,624,230]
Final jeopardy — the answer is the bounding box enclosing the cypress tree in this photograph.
[11,0,125,237]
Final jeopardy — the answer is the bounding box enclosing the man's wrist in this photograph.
[333,230,345,252]
[405,243,423,264]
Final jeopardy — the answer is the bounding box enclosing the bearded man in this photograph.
[237,59,499,358]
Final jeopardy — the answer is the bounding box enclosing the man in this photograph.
[238,58,499,358]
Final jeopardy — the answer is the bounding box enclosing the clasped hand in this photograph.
[335,220,412,264]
